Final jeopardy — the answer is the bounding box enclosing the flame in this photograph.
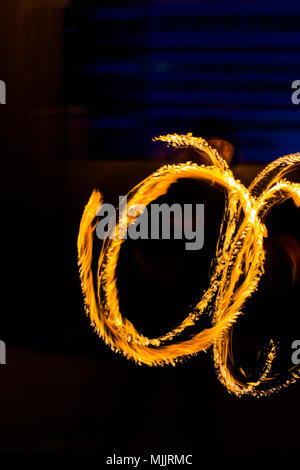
[77,133,300,397]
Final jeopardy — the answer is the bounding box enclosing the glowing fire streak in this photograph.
[77,133,300,397]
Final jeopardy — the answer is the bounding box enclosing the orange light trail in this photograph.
[77,133,300,397]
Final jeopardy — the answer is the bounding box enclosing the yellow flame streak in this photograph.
[77,133,300,396]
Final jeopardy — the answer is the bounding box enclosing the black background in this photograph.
[0,0,300,463]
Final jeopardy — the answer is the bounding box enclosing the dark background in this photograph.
[1,0,300,462]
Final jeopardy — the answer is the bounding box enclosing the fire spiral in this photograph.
[77,133,300,397]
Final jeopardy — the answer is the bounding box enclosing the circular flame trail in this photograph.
[77,133,300,397]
